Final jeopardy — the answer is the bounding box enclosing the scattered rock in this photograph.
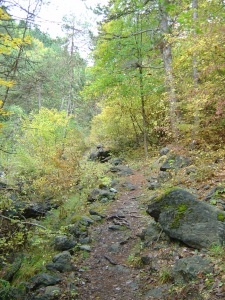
[3,254,24,282]
[52,235,76,251]
[88,146,111,163]
[147,188,225,249]
[137,222,163,246]
[122,181,136,191]
[108,243,121,253]
[146,181,161,190]
[108,225,123,230]
[141,256,151,265]
[44,285,61,296]
[173,256,213,284]
[109,165,134,176]
[110,158,124,166]
[3,200,53,219]
[89,209,105,218]
[159,147,170,156]
[79,245,91,252]
[29,273,61,290]
[160,155,190,171]
[204,186,225,201]
[145,284,169,299]
[81,216,94,225]
[87,188,116,203]
[46,251,76,273]
[90,215,102,221]
[0,287,25,300]
[69,220,88,241]
[157,171,172,183]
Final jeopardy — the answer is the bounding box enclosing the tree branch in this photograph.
[0,214,47,230]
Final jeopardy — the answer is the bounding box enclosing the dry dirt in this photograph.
[73,158,225,300]
[76,170,149,300]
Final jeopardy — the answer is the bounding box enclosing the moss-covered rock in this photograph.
[147,189,225,249]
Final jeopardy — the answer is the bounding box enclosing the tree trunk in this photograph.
[38,84,42,111]
[159,0,179,138]
[192,0,199,141]
[139,66,148,157]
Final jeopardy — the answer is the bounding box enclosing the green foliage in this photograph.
[159,269,172,283]
[5,108,84,195]
[0,216,31,262]
[217,213,225,222]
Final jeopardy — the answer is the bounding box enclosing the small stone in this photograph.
[45,286,61,296]
[141,256,151,265]
[79,245,92,252]
[108,225,123,230]
[90,215,102,221]
[110,188,118,193]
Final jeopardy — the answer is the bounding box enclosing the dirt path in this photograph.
[77,170,149,300]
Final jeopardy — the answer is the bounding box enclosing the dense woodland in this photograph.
[0,0,225,299]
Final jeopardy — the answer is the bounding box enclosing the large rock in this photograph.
[46,251,76,273]
[147,189,225,249]
[159,147,170,156]
[87,187,116,203]
[173,256,213,284]
[69,220,88,240]
[0,287,25,300]
[160,155,190,171]
[29,273,61,290]
[3,200,54,219]
[52,235,76,251]
[109,165,134,176]
[3,254,24,282]
[88,145,111,163]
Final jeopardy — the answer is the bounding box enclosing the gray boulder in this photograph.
[52,235,76,251]
[88,146,111,163]
[0,287,25,300]
[122,181,136,191]
[159,147,170,156]
[29,273,61,290]
[160,155,190,171]
[46,251,75,273]
[173,256,213,284]
[147,189,225,249]
[157,171,172,183]
[109,165,134,176]
[110,157,124,166]
[3,254,24,282]
[137,222,162,247]
[87,188,115,202]
[69,220,88,240]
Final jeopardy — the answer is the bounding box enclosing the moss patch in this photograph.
[217,213,225,222]
[171,204,188,229]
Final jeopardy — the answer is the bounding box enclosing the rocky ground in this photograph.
[2,148,225,300]
[76,170,148,300]
[74,152,225,300]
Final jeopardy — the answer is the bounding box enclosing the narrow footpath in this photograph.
[77,170,148,300]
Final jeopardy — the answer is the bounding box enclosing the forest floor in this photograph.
[73,152,225,300]
[76,169,148,300]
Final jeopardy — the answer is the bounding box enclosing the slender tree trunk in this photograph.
[67,25,75,116]
[134,15,148,157]
[192,0,198,90]
[139,66,148,157]
[159,0,179,138]
[38,84,42,111]
[192,0,199,141]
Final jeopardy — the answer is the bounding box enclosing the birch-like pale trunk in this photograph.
[159,0,179,138]
[192,0,199,141]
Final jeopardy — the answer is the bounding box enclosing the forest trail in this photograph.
[76,170,149,300]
